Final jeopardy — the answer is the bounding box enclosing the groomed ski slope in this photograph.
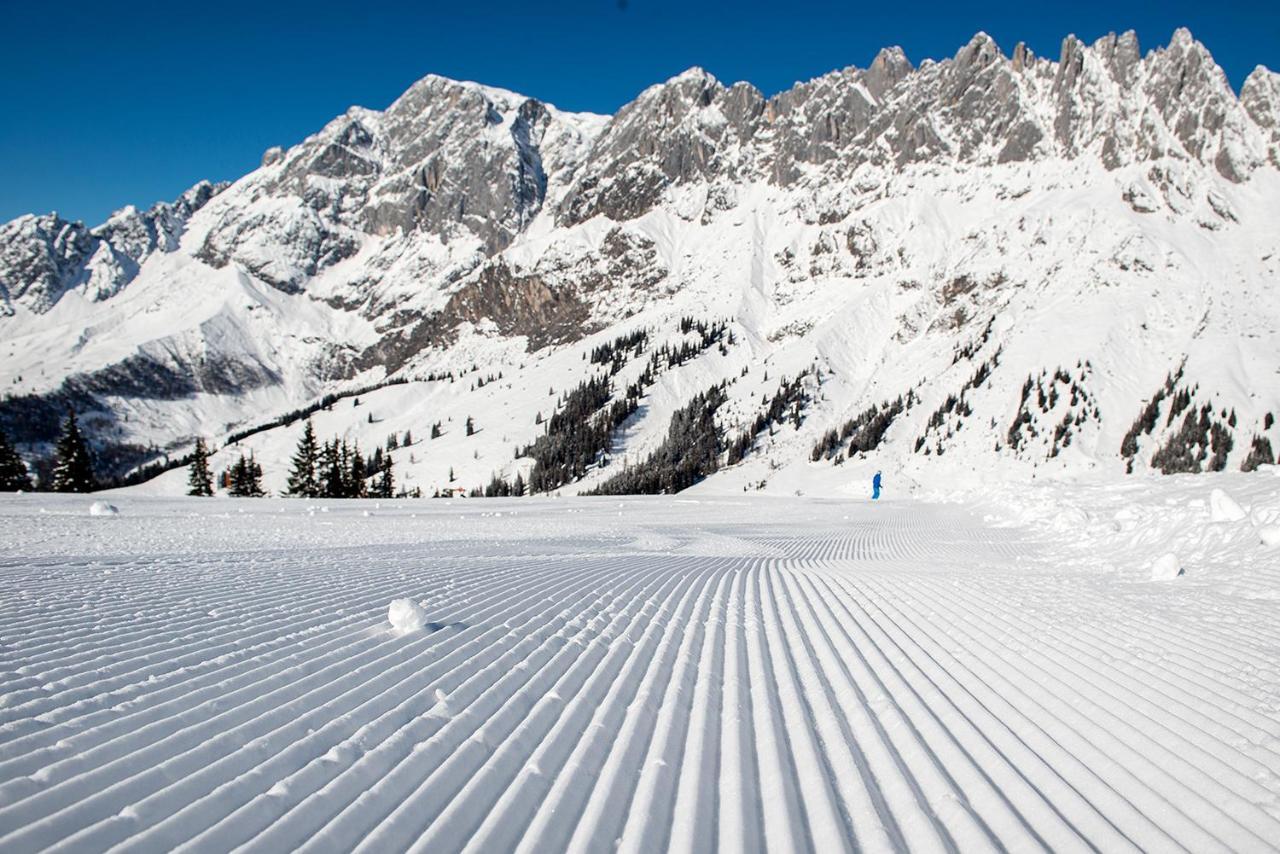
[2,477,1280,852]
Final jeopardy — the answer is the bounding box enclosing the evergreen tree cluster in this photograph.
[1120,367,1183,461]
[187,438,214,496]
[1150,404,1233,474]
[51,411,98,493]
[1001,360,1099,459]
[1118,365,1248,474]
[914,348,1005,455]
[1241,435,1276,472]
[473,372,503,390]
[319,437,369,498]
[483,471,526,497]
[0,427,34,491]
[284,419,397,498]
[226,452,266,497]
[811,391,913,463]
[588,385,728,495]
[483,317,735,496]
[726,373,811,465]
[224,378,408,446]
[518,374,635,493]
[589,329,649,375]
[950,317,997,365]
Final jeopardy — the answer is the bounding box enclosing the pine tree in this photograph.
[321,440,343,498]
[228,452,266,497]
[431,422,442,439]
[466,416,475,436]
[0,427,34,491]
[376,452,394,498]
[349,444,367,498]
[402,430,412,446]
[286,420,320,497]
[512,471,525,497]
[51,410,97,493]
[187,438,214,496]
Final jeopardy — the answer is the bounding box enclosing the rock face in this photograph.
[0,181,220,314]
[1,29,1279,484]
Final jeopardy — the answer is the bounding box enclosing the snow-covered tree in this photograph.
[187,438,214,496]
[51,410,97,493]
[286,420,320,497]
[0,428,33,491]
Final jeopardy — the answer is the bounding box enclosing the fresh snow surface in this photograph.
[1149,552,1184,581]
[1211,487,1248,523]
[2,473,1280,852]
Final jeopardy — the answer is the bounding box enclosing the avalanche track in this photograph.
[1,494,1279,853]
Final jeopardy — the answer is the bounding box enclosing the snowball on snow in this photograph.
[388,598,428,632]
[89,501,119,516]
[1209,488,1246,523]
[1150,553,1183,581]
[1260,526,1280,548]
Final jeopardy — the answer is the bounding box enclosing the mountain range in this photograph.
[2,28,1278,496]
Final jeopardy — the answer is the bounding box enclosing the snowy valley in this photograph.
[4,23,1280,854]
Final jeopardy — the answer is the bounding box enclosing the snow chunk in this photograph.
[1209,488,1246,523]
[1260,526,1280,548]
[1150,553,1184,581]
[388,598,428,632]
[89,501,119,517]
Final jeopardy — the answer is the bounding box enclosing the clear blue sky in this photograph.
[2,0,1275,225]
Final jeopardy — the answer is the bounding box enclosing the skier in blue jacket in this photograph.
[872,470,882,500]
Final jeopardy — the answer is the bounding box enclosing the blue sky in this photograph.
[2,0,1275,225]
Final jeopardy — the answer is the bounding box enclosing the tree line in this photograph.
[0,410,98,492]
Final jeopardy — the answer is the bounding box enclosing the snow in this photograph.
[1211,487,1247,522]
[387,598,428,632]
[1150,552,1183,580]
[3,472,1279,851]
[87,501,118,516]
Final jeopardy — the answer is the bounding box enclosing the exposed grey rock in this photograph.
[0,181,222,314]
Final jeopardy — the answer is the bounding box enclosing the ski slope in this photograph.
[2,475,1280,852]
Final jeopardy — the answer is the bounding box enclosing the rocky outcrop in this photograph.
[0,181,220,314]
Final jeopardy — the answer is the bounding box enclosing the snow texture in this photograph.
[1150,552,1183,581]
[1211,487,1247,522]
[3,472,1280,851]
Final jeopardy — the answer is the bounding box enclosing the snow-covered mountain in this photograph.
[2,28,1278,495]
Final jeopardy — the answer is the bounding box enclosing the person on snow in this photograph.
[872,470,882,500]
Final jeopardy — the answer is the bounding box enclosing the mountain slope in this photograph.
[2,29,1278,493]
